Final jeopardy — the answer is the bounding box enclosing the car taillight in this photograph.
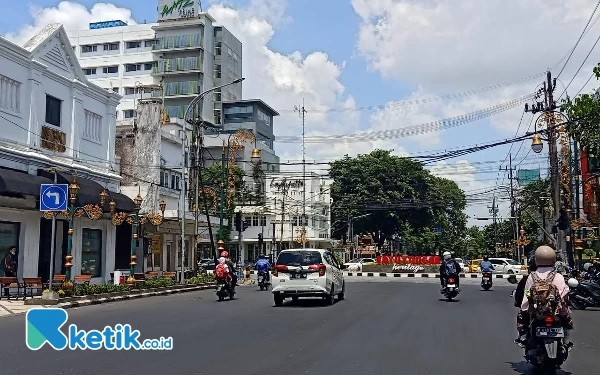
[309,264,327,276]
[544,316,554,327]
[273,265,287,277]
[448,277,455,283]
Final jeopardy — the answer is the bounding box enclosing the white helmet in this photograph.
[442,251,451,260]
[583,262,593,271]
[567,278,579,289]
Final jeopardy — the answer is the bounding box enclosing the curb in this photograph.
[56,284,214,310]
[342,272,523,279]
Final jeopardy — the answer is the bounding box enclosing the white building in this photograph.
[0,24,132,283]
[233,172,332,262]
[67,2,242,126]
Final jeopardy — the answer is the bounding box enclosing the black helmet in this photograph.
[259,254,266,259]
[528,255,537,272]
[483,255,489,261]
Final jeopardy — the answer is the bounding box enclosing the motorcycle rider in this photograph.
[517,245,573,349]
[554,253,568,275]
[439,251,461,292]
[219,251,238,290]
[254,254,271,283]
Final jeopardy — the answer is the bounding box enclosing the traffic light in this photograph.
[258,233,263,245]
[235,211,242,232]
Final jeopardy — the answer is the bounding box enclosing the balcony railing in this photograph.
[163,81,202,96]
[153,34,203,50]
[165,105,186,119]
[153,56,202,74]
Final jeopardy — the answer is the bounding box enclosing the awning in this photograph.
[37,170,135,212]
[0,168,52,196]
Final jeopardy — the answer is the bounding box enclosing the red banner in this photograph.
[376,256,441,265]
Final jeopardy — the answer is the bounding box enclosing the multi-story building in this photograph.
[67,3,242,126]
[235,172,332,262]
[0,23,133,283]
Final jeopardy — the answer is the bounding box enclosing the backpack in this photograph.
[444,260,458,275]
[215,264,227,279]
[528,271,562,319]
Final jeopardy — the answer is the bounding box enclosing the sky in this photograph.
[2,0,600,226]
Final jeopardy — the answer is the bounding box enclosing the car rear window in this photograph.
[277,251,322,266]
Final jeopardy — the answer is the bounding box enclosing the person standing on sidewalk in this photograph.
[2,246,17,297]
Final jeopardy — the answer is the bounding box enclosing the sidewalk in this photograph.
[0,299,43,317]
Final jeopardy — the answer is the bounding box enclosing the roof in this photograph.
[222,99,280,116]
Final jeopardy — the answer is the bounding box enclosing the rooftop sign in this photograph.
[89,20,128,30]
[158,0,198,21]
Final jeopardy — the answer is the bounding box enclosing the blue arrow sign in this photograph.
[40,184,68,211]
[434,227,442,234]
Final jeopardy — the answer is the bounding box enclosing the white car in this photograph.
[489,257,527,274]
[272,248,345,307]
[342,257,377,271]
[454,258,470,273]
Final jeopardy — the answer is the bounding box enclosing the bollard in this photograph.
[245,266,251,280]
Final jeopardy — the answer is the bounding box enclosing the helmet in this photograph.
[583,262,593,271]
[259,254,265,259]
[483,255,489,261]
[442,251,451,260]
[220,251,229,258]
[567,278,579,289]
[534,245,556,267]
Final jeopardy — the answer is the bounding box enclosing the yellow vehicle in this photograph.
[469,259,482,273]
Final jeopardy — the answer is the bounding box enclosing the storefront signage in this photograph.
[158,0,197,21]
[270,179,304,190]
[151,235,162,255]
[89,20,127,30]
[391,264,425,272]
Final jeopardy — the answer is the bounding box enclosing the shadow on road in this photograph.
[438,298,460,302]
[507,361,572,375]
[274,298,341,308]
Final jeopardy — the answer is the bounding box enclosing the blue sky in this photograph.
[2,0,595,222]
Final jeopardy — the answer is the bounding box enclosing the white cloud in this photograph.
[4,1,137,44]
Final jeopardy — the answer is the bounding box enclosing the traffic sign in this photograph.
[40,184,69,211]
[434,227,442,234]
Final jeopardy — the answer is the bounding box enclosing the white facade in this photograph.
[0,24,126,283]
[67,10,242,126]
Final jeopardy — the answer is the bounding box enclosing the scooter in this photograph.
[257,271,271,291]
[481,271,493,290]
[216,278,235,301]
[567,277,600,310]
[442,276,459,301]
[521,313,570,374]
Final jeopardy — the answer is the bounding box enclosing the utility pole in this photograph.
[500,153,518,259]
[525,71,564,259]
[179,128,187,283]
[294,100,308,245]
[489,197,498,255]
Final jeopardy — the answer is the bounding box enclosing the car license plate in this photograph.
[536,327,564,337]
[447,284,455,288]
[290,273,306,279]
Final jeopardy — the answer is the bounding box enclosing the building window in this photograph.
[81,45,97,53]
[126,41,141,49]
[144,40,156,48]
[257,109,271,126]
[102,66,118,74]
[124,110,135,119]
[0,221,20,271]
[260,216,266,226]
[103,43,119,51]
[124,87,135,95]
[0,75,21,114]
[83,68,96,75]
[81,228,102,277]
[45,95,62,127]
[252,216,259,227]
[83,110,102,143]
[125,64,142,72]
[160,171,166,187]
[144,63,154,71]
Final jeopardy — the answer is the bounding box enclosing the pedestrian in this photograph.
[2,246,17,297]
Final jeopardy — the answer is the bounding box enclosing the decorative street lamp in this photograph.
[42,176,106,289]
[514,227,531,263]
[110,188,166,285]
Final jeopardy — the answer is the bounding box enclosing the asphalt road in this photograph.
[0,281,598,375]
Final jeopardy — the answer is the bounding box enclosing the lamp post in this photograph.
[110,189,166,285]
[42,176,106,289]
[218,130,262,248]
[514,228,531,263]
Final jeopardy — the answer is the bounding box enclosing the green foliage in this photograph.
[142,277,176,288]
[73,283,132,296]
[561,65,600,156]
[185,273,215,284]
[329,150,467,255]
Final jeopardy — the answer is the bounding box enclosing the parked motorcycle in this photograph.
[567,277,600,310]
[443,276,459,301]
[216,279,235,301]
[481,271,493,290]
[520,313,569,374]
[257,271,270,291]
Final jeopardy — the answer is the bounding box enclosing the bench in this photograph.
[162,272,177,280]
[50,275,66,290]
[73,275,92,286]
[22,277,44,299]
[145,271,159,279]
[0,277,20,300]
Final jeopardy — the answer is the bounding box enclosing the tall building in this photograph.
[67,2,242,126]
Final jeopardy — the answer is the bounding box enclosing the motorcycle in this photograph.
[443,276,459,301]
[216,278,235,301]
[520,313,569,374]
[567,277,600,310]
[257,271,270,291]
[481,271,493,290]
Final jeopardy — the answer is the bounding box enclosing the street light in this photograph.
[42,175,106,290]
[110,188,166,285]
[531,133,544,153]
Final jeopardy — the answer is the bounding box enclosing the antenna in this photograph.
[294,99,307,244]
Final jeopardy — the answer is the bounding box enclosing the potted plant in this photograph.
[42,289,59,300]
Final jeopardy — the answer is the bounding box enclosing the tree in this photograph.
[201,164,247,241]
[329,150,468,254]
[561,65,600,156]
[464,226,486,259]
